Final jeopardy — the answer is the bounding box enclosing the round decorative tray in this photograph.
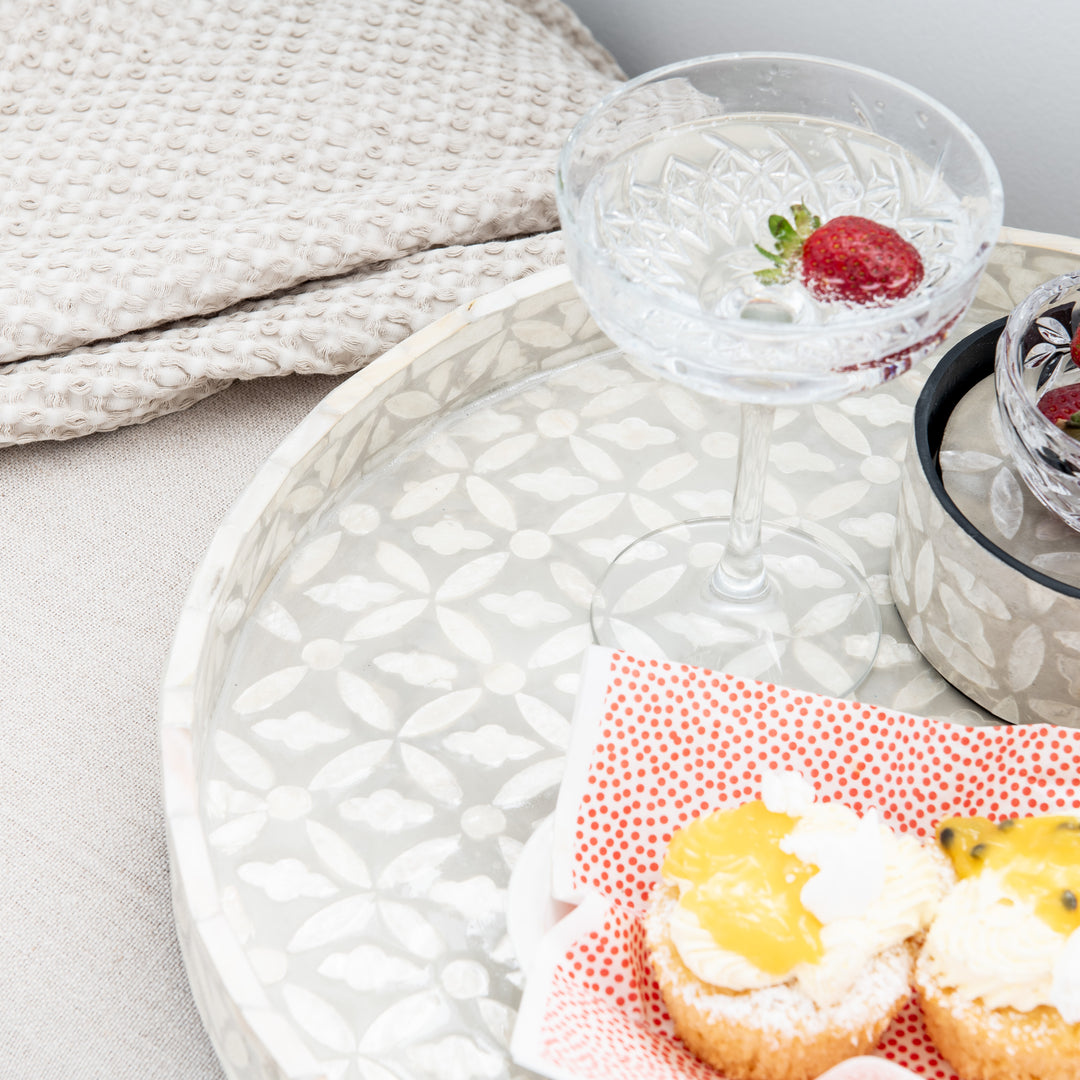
[161,229,1080,1080]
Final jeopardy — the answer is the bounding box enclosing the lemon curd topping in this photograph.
[937,815,1080,936]
[658,772,947,1008]
[663,801,824,974]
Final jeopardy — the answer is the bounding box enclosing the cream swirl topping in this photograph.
[920,867,1080,1020]
[666,773,947,1008]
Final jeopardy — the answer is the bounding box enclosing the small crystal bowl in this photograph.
[995,270,1080,531]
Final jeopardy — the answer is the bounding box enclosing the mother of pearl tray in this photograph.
[161,229,1080,1080]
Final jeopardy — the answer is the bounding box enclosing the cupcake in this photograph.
[915,813,1080,1080]
[645,771,950,1080]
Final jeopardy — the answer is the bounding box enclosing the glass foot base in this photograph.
[589,518,881,697]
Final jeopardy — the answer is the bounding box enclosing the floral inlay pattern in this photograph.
[162,236,1080,1080]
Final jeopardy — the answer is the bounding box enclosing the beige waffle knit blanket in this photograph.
[0,0,621,445]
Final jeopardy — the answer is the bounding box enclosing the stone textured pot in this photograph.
[891,318,1080,726]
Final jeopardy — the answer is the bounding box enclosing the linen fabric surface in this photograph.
[0,372,350,1079]
[0,0,621,445]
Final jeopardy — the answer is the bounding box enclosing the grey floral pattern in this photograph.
[162,232,1080,1080]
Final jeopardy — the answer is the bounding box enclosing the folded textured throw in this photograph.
[0,0,622,444]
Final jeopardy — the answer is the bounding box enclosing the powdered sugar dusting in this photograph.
[646,888,912,1040]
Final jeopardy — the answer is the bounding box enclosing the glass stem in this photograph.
[709,402,774,601]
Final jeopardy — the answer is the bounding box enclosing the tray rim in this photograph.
[158,226,1070,1079]
[159,262,577,1079]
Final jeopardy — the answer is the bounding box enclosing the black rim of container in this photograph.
[913,316,1080,601]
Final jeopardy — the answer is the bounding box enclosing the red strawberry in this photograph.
[1037,383,1080,437]
[1072,324,1080,367]
[755,203,924,304]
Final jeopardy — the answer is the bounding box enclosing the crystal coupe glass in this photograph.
[557,54,1003,695]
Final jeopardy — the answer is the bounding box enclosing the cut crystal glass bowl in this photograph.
[996,270,1080,531]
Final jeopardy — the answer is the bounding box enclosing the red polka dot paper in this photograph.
[513,895,722,1080]
[554,647,1080,914]
[515,645,1080,1080]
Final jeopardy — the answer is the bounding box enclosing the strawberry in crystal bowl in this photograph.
[995,270,1080,531]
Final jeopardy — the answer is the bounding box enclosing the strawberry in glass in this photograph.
[1037,383,1080,439]
[756,203,924,304]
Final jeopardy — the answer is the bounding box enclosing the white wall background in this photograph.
[563,0,1080,241]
